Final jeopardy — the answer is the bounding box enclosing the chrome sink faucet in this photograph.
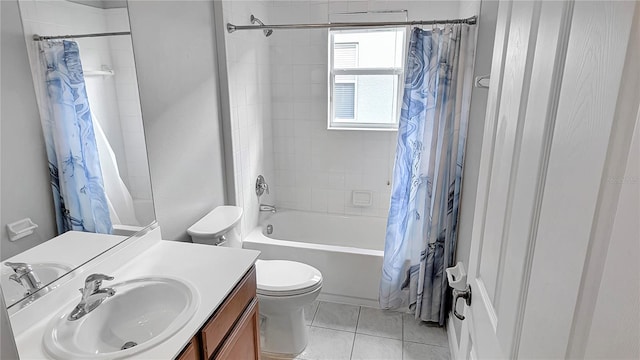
[5,262,42,296]
[68,274,116,321]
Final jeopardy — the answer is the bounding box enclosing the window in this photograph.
[329,27,405,130]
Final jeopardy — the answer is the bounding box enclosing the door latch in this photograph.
[452,284,472,320]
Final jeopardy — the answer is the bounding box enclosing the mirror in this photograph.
[1,0,154,308]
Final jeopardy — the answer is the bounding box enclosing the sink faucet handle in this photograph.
[5,262,33,275]
[83,274,114,292]
[69,274,116,321]
[5,261,43,295]
[86,274,114,283]
[5,262,31,284]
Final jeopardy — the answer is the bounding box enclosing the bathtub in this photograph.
[243,210,386,307]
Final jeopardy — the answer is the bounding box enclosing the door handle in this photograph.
[452,284,472,320]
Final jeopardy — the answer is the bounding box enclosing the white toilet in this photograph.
[187,206,323,357]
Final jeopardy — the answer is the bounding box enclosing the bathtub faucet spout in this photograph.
[260,204,277,213]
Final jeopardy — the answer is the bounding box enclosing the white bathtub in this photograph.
[243,210,386,307]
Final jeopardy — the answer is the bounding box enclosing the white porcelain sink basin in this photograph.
[44,277,199,359]
[1,262,73,305]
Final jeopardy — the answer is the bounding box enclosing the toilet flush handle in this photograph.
[214,236,227,246]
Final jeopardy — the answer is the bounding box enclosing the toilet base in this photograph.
[257,287,321,357]
[260,307,308,355]
[261,349,302,360]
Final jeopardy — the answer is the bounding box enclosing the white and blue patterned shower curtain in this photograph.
[380,25,475,325]
[39,41,112,234]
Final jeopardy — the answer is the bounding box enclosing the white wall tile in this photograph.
[311,172,329,188]
[311,189,329,212]
[327,190,346,214]
[262,0,459,217]
[222,0,275,238]
[327,172,346,189]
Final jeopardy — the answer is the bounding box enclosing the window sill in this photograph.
[327,125,398,132]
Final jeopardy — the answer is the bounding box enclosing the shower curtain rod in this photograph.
[32,31,131,41]
[227,15,477,33]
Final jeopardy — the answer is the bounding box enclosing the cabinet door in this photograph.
[176,337,200,360]
[214,298,260,360]
[202,267,256,358]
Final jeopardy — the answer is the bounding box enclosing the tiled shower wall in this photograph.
[266,0,462,217]
[220,0,275,237]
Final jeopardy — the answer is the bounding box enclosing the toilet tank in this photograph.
[187,206,243,248]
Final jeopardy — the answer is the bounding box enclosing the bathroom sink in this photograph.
[1,262,73,305]
[44,277,199,359]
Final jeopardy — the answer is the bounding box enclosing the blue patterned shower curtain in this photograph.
[380,25,475,324]
[39,41,112,234]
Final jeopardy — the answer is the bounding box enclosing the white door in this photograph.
[457,1,637,358]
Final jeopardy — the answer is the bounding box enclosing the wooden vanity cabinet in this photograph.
[176,337,201,360]
[214,298,260,359]
[176,266,260,360]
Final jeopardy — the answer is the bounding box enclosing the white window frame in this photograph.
[328,27,406,131]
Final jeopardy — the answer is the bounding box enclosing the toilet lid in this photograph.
[256,260,322,297]
[187,206,243,237]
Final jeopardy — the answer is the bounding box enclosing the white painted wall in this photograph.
[217,0,275,239]
[1,0,57,260]
[127,0,227,241]
[266,0,461,217]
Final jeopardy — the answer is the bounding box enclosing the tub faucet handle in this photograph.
[256,175,270,196]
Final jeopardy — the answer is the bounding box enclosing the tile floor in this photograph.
[265,300,451,360]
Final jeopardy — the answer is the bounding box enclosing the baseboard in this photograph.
[317,293,380,308]
[447,312,460,360]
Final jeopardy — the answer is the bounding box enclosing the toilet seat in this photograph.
[256,260,322,297]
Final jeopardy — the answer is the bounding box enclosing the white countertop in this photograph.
[12,239,260,359]
[3,231,127,268]
[2,231,127,309]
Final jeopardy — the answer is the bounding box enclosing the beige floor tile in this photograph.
[403,341,450,360]
[312,301,360,332]
[356,306,403,340]
[402,313,448,347]
[296,326,355,360]
[351,333,403,360]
